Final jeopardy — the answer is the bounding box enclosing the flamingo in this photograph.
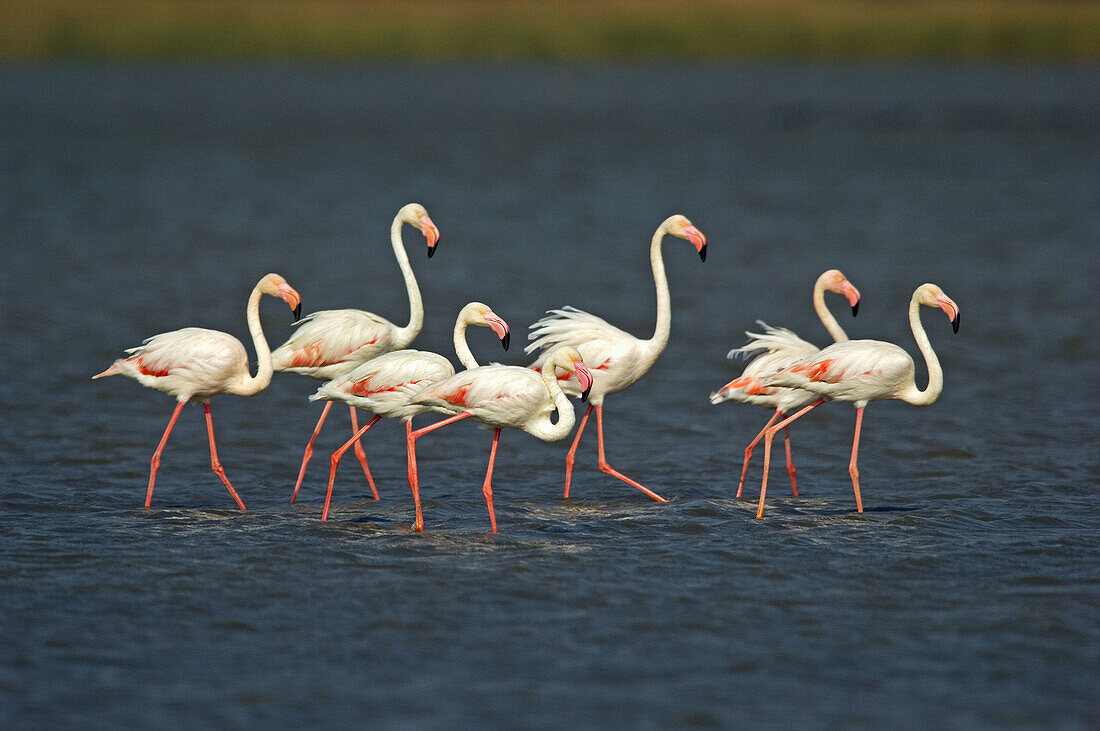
[524,214,706,503]
[93,273,303,510]
[753,283,960,518]
[403,345,595,533]
[710,269,861,498]
[274,203,440,503]
[308,302,510,521]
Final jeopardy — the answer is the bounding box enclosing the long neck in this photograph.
[644,226,671,353]
[527,367,578,441]
[453,317,479,370]
[814,278,849,343]
[390,215,423,348]
[901,296,944,406]
[233,284,273,396]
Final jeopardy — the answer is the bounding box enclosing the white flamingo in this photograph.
[93,273,303,510]
[710,269,861,497]
[754,283,960,518]
[274,203,440,503]
[525,214,706,503]
[308,302,510,521]
[404,346,595,533]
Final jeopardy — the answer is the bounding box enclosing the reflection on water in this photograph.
[1,65,1097,727]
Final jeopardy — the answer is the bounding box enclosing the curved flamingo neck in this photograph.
[453,314,479,370]
[814,274,849,343]
[390,214,423,348]
[232,282,274,396]
[644,224,671,355]
[901,294,943,406]
[529,365,577,441]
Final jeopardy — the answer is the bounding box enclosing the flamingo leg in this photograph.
[405,421,424,533]
[322,414,382,521]
[594,405,667,502]
[784,426,799,497]
[146,401,186,508]
[349,407,380,501]
[757,399,824,519]
[290,401,332,503]
[203,404,246,510]
[563,404,593,499]
[406,412,473,532]
[481,429,501,533]
[736,409,782,498]
[849,407,865,512]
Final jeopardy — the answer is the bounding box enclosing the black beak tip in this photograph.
[851,301,860,317]
[427,245,436,259]
[501,332,510,351]
[952,313,960,334]
[293,304,302,322]
[581,387,591,402]
[699,245,707,262]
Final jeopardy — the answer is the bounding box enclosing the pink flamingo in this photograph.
[93,273,303,510]
[308,302,510,521]
[710,269,861,497]
[404,346,595,533]
[754,283,960,518]
[274,203,440,504]
[525,214,706,503]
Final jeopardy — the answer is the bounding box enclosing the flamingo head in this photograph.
[917,283,960,334]
[822,269,862,316]
[400,203,440,257]
[665,214,707,262]
[260,273,302,321]
[463,302,510,350]
[548,346,594,401]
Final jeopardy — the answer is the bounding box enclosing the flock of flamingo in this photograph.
[94,203,961,531]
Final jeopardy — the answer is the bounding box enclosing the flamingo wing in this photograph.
[272,309,396,376]
[767,339,915,401]
[410,365,549,428]
[525,307,641,394]
[711,322,822,407]
[313,349,454,417]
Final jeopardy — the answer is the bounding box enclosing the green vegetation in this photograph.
[2,0,1098,62]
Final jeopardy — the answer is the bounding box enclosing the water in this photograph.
[2,65,1098,727]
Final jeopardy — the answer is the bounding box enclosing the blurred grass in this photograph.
[2,0,1099,62]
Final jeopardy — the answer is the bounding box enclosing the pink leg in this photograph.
[407,412,473,532]
[290,401,332,503]
[481,429,501,533]
[321,413,382,521]
[594,405,667,502]
[145,401,186,508]
[203,404,246,510]
[849,407,865,512]
[757,399,824,519]
[784,426,798,497]
[736,409,782,498]
[563,404,593,499]
[349,406,380,501]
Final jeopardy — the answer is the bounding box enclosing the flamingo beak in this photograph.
[937,294,960,333]
[419,214,440,257]
[484,312,510,350]
[574,360,594,402]
[842,280,861,316]
[279,283,303,322]
[682,224,707,262]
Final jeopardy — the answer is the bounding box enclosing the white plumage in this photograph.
[752,283,960,519]
[93,273,303,510]
[709,269,861,498]
[524,214,707,502]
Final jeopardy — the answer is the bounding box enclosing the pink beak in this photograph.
[279,282,303,321]
[484,312,510,350]
[419,214,440,254]
[937,293,960,333]
[683,225,707,262]
[573,361,594,401]
[841,280,861,316]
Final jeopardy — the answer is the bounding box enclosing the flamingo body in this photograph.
[272,309,402,381]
